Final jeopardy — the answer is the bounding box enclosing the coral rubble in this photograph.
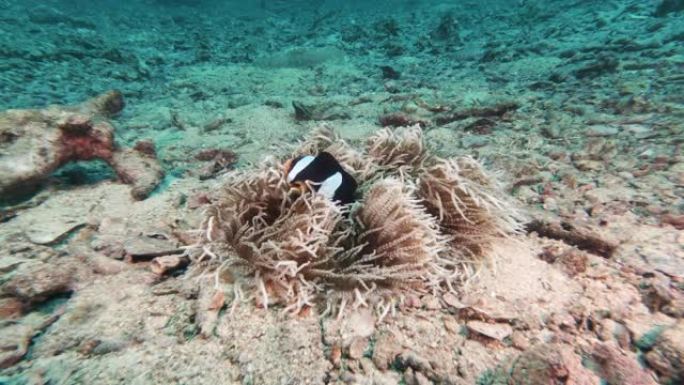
[0,91,163,201]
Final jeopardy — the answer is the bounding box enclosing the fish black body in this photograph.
[284,152,357,205]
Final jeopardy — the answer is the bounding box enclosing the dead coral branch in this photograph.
[525,219,617,258]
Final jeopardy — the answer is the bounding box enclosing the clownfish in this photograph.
[284,152,357,205]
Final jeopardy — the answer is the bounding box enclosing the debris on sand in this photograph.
[485,343,600,385]
[526,219,617,258]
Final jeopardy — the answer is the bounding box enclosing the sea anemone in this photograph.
[196,161,343,312]
[332,178,448,289]
[417,157,522,268]
[189,127,522,318]
[365,125,429,177]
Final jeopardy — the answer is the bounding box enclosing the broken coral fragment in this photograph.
[0,91,163,201]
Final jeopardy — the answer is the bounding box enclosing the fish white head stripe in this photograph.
[288,155,315,182]
[318,172,342,200]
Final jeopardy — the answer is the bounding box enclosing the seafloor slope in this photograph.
[0,0,683,384]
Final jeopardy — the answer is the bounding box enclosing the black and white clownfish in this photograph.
[284,152,357,205]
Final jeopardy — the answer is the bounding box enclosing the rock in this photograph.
[586,125,620,137]
[538,246,587,276]
[372,333,403,371]
[380,65,401,80]
[123,236,181,261]
[558,249,588,276]
[88,254,127,275]
[623,124,657,139]
[574,159,603,171]
[195,148,238,180]
[663,297,684,318]
[591,342,658,385]
[661,214,684,230]
[460,299,518,323]
[489,343,600,385]
[640,250,684,279]
[25,220,85,245]
[78,338,127,356]
[441,292,463,309]
[574,55,619,79]
[597,319,631,348]
[443,316,460,334]
[110,147,165,200]
[341,308,376,344]
[461,135,489,148]
[372,369,402,385]
[640,281,675,312]
[150,255,190,276]
[19,197,90,245]
[379,112,427,128]
[0,297,25,319]
[413,370,431,385]
[0,256,25,274]
[466,321,512,341]
[2,262,74,304]
[347,337,368,360]
[623,313,674,348]
[0,91,163,201]
[0,324,32,369]
[510,331,529,350]
[421,295,441,310]
[645,321,684,384]
[430,13,460,43]
[396,352,434,376]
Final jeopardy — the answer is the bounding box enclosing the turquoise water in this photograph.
[2,0,682,185]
